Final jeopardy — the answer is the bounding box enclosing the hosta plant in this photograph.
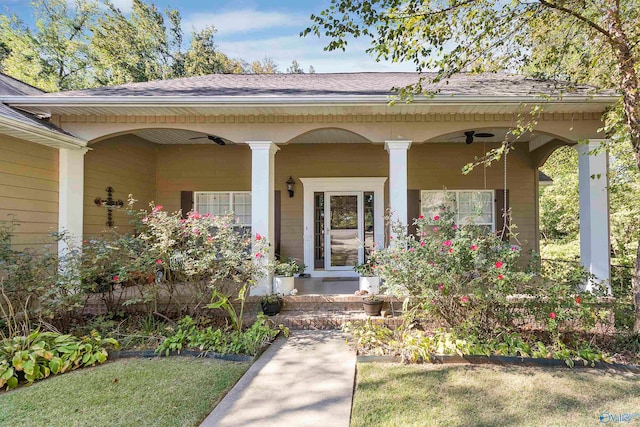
[0,330,118,390]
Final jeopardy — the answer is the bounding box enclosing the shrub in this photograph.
[156,314,286,357]
[371,206,607,339]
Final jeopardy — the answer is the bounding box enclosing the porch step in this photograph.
[246,310,405,330]
[244,294,405,313]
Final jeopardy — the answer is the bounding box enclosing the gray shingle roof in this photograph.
[0,73,74,136]
[0,72,43,96]
[42,72,609,98]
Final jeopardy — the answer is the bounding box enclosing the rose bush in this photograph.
[371,205,608,340]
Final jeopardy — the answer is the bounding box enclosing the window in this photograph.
[421,190,495,231]
[194,192,251,226]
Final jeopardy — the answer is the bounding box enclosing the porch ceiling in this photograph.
[133,128,233,145]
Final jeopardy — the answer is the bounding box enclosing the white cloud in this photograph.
[183,9,307,35]
[217,35,418,73]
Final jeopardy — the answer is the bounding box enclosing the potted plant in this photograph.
[354,257,379,294]
[361,293,383,316]
[272,258,304,295]
[261,293,283,316]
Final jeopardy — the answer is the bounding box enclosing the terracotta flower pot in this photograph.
[362,300,383,316]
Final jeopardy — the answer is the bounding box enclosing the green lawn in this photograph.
[352,363,640,427]
[0,357,249,427]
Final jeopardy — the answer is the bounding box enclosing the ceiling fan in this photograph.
[189,134,226,145]
[460,130,495,144]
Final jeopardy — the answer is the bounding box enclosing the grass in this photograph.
[0,357,249,427]
[352,363,640,427]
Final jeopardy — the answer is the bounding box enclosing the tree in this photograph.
[250,55,279,74]
[304,0,640,330]
[286,59,305,74]
[184,26,244,75]
[0,0,99,91]
[91,0,183,85]
[0,0,247,90]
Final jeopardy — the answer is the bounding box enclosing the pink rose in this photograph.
[498,274,504,280]
[471,245,478,250]
[255,253,262,259]
[444,240,452,247]
[419,241,425,247]
[113,275,119,282]
[549,312,556,319]
[256,233,262,241]
[452,224,458,230]
[439,283,444,291]
[419,215,424,219]
[460,295,469,303]
[434,215,440,221]
[433,227,439,232]
[495,261,504,269]
[156,259,162,265]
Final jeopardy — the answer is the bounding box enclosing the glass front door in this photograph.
[325,192,362,270]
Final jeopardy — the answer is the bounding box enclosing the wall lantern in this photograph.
[286,176,295,198]
[94,186,124,227]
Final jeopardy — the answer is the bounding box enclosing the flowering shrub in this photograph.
[77,201,269,315]
[372,206,607,339]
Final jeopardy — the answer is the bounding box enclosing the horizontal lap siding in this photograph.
[150,141,537,261]
[0,135,59,251]
[155,144,251,214]
[276,144,388,262]
[84,135,156,236]
[408,142,537,252]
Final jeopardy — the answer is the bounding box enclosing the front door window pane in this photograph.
[329,195,359,267]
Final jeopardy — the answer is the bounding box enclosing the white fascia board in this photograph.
[0,115,87,149]
[1,94,620,108]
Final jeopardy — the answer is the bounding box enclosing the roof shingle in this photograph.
[41,72,610,98]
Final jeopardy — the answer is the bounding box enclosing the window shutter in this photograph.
[274,190,281,258]
[495,189,510,241]
[407,189,421,236]
[181,191,194,219]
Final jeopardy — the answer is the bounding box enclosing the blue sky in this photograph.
[0,0,418,73]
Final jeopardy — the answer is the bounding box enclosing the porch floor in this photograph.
[294,277,359,295]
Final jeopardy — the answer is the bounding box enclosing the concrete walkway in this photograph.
[200,330,356,427]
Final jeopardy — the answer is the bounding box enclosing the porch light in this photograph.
[286,176,295,198]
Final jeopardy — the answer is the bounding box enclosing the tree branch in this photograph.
[537,0,614,41]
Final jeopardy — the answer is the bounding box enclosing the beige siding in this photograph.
[151,142,537,262]
[0,135,59,250]
[408,142,537,251]
[84,135,157,236]
[156,144,252,213]
[276,144,389,261]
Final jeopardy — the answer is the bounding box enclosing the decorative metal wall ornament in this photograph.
[94,186,124,227]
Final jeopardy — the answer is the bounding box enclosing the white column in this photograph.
[576,140,611,292]
[58,147,88,257]
[248,141,279,295]
[385,140,412,240]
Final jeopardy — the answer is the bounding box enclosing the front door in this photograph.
[325,192,363,270]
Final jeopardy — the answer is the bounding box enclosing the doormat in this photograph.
[322,277,358,282]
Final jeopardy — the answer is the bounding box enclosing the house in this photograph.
[0,72,616,293]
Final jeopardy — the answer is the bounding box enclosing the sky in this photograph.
[0,0,418,73]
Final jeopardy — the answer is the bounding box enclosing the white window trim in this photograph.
[194,191,252,227]
[420,190,496,232]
